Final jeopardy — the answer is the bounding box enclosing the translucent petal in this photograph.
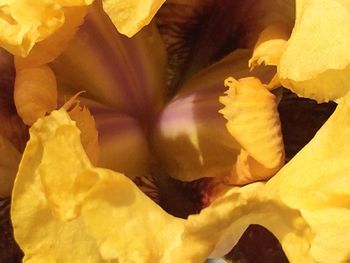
[278,0,350,102]
[102,0,165,37]
[0,0,92,57]
[63,98,99,165]
[14,65,58,125]
[11,110,105,262]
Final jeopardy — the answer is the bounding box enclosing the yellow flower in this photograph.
[1,0,350,262]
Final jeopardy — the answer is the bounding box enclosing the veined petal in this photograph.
[14,65,58,125]
[279,0,350,102]
[58,92,152,179]
[51,0,166,123]
[84,100,151,179]
[153,49,276,181]
[0,0,92,57]
[102,0,165,37]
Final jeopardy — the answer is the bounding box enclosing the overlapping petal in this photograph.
[180,91,350,263]
[278,0,350,102]
[0,0,92,57]
[11,109,185,262]
[153,49,277,182]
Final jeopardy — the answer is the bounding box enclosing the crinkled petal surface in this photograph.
[102,0,165,37]
[0,0,92,57]
[12,95,350,262]
[11,110,185,262]
[279,0,350,102]
[11,110,104,262]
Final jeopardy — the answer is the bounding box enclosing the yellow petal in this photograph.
[175,184,313,263]
[14,65,58,125]
[63,96,99,165]
[220,77,284,173]
[12,109,186,262]
[249,23,290,69]
[278,0,350,102]
[11,110,105,262]
[81,168,185,262]
[102,0,165,37]
[0,0,92,57]
[15,6,89,69]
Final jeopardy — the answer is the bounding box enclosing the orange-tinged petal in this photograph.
[278,0,350,102]
[102,0,165,37]
[14,65,58,125]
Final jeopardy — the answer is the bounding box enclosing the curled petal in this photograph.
[249,23,290,69]
[14,65,58,125]
[220,77,284,181]
[175,184,313,263]
[279,0,350,102]
[102,0,165,37]
[153,50,276,182]
[0,0,92,57]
